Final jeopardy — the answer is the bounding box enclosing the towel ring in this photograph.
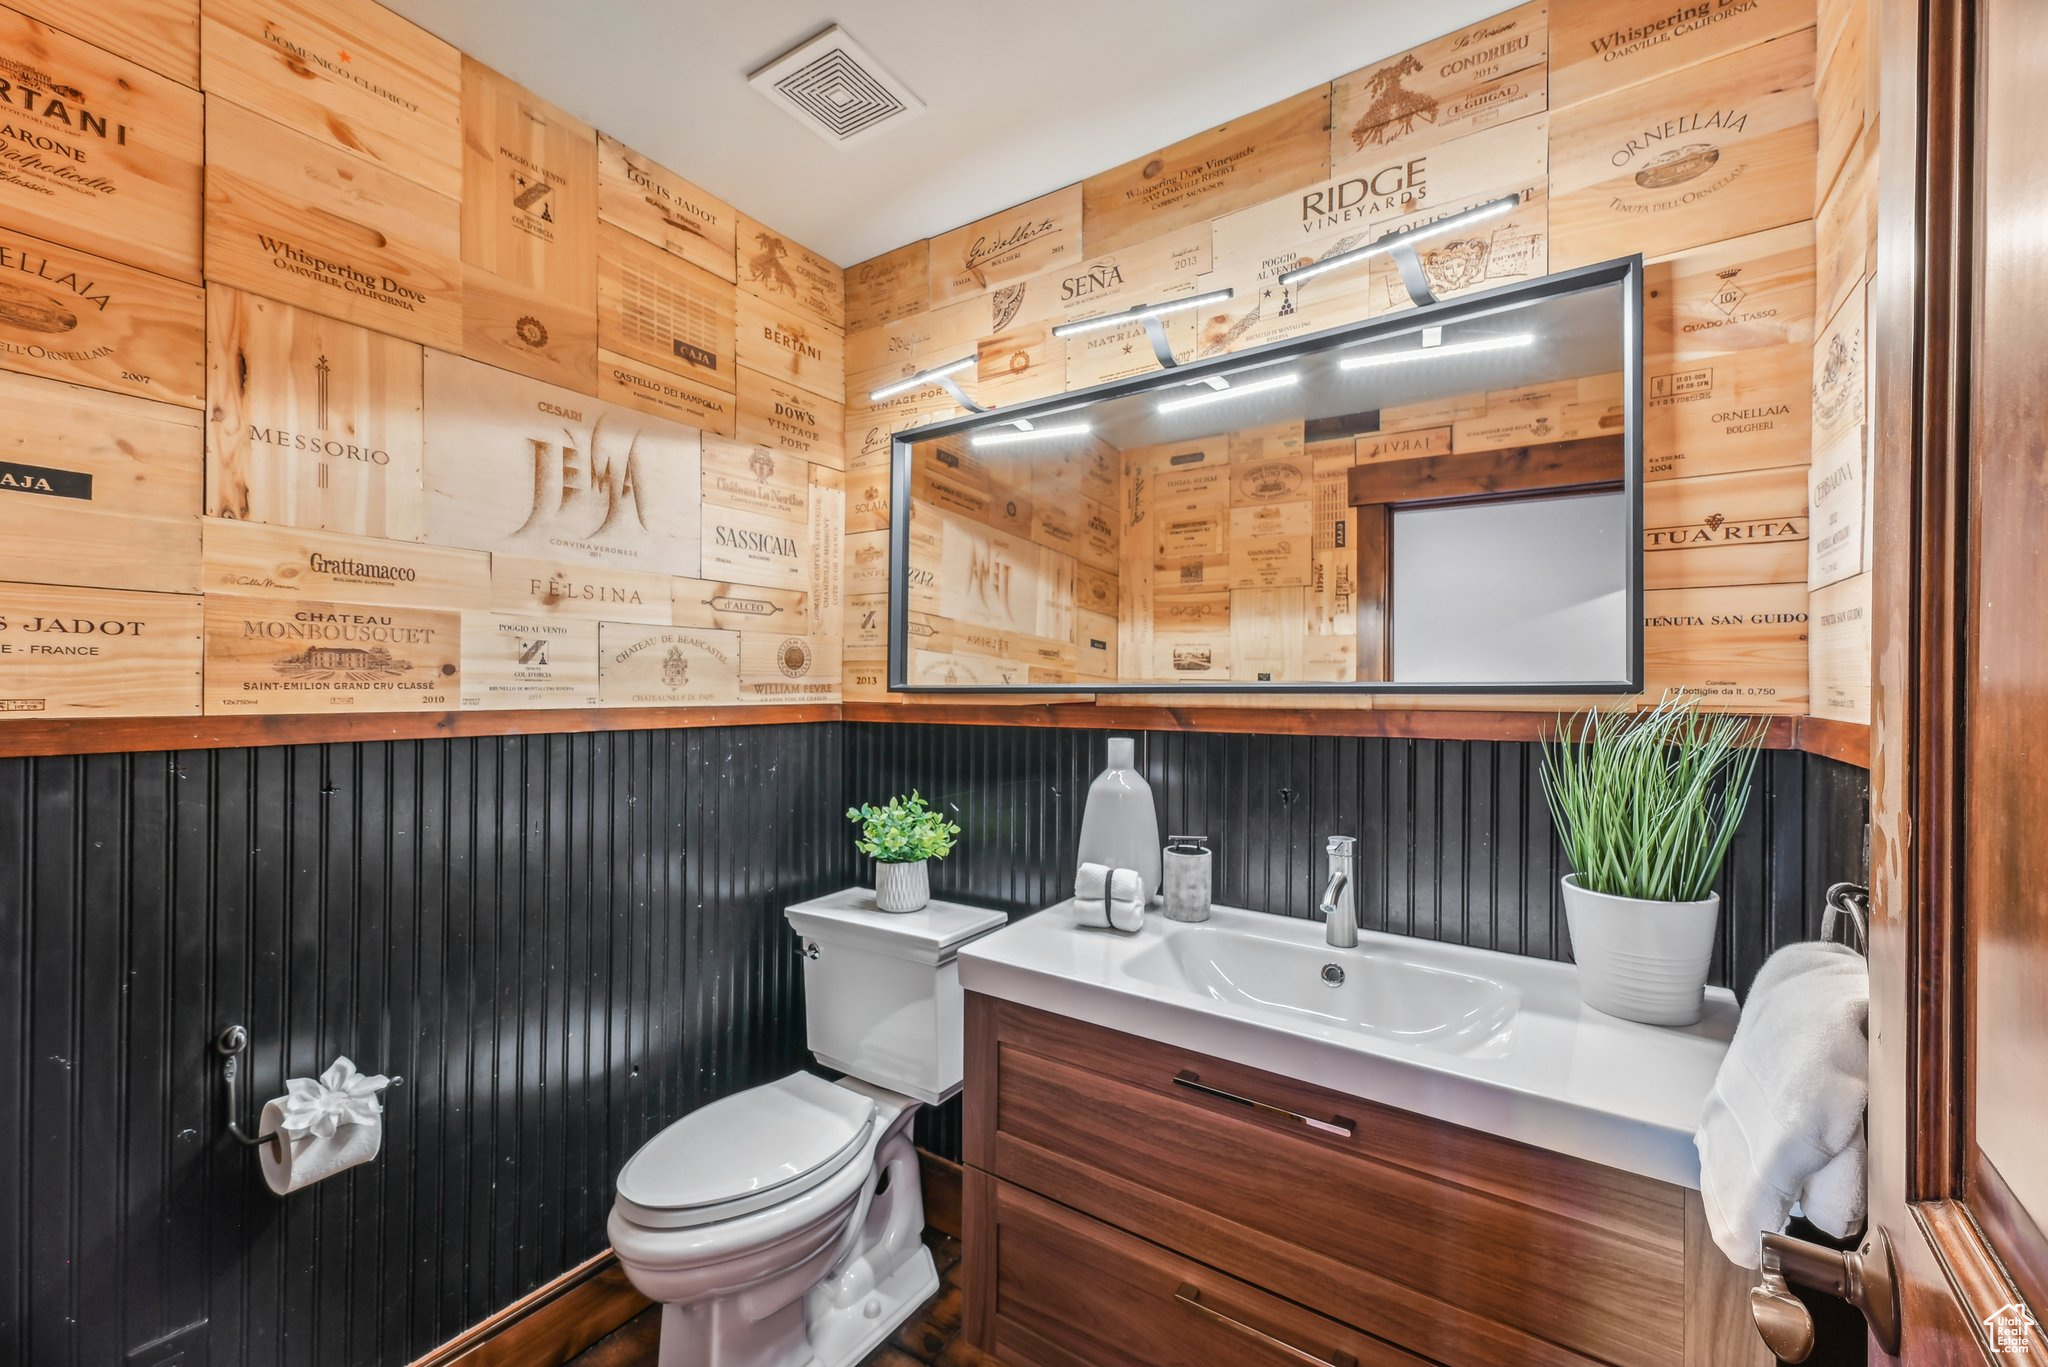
[1821,882,1870,955]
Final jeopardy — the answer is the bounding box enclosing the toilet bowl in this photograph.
[608,1073,933,1367]
[610,891,1006,1367]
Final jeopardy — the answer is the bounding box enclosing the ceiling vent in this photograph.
[748,25,926,148]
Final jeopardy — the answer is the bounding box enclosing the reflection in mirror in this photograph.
[890,260,1641,693]
[1390,492,1629,683]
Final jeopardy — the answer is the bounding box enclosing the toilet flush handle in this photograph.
[799,941,821,960]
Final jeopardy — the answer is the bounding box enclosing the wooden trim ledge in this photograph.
[846,702,1871,766]
[844,701,1634,743]
[1790,715,1872,768]
[0,702,1870,767]
[0,703,843,760]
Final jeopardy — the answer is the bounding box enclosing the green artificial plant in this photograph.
[1540,692,1766,903]
[847,790,960,864]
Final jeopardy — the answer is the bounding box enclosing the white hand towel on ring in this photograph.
[1695,941,1869,1267]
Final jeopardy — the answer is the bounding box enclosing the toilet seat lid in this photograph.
[617,1073,876,1220]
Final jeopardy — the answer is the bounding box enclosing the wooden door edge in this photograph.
[1915,1200,2043,1362]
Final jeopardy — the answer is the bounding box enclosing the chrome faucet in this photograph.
[1319,835,1358,948]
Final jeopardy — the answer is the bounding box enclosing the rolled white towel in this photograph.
[1074,862,1145,932]
[1695,940,1869,1267]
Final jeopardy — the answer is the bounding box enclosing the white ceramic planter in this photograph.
[1560,874,1721,1026]
[874,859,931,914]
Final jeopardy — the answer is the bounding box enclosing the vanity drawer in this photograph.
[966,994,1689,1367]
[968,1169,1439,1367]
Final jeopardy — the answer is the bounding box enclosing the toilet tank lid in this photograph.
[616,1072,875,1214]
[786,888,1008,961]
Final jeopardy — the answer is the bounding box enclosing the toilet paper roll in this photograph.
[256,1098,381,1196]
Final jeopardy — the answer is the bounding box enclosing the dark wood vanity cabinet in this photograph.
[961,994,1766,1367]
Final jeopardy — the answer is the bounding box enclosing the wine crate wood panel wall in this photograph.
[597,222,739,398]
[598,133,737,282]
[197,0,462,199]
[1203,113,1551,350]
[845,0,1874,725]
[0,372,204,594]
[1804,0,1876,724]
[0,0,846,730]
[0,582,202,717]
[202,92,465,348]
[1331,1,1549,159]
[458,55,600,390]
[1548,29,1819,267]
[742,211,845,332]
[0,0,1880,733]
[203,287,429,541]
[7,0,197,85]
[0,6,204,281]
[0,226,206,406]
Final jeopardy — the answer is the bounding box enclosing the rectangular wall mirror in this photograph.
[888,256,1644,693]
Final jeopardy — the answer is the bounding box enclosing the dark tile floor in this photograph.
[568,1231,994,1367]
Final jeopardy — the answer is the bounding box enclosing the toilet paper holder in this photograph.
[214,1024,401,1163]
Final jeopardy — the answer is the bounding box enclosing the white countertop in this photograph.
[957,901,1738,1188]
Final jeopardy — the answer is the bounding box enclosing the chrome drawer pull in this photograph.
[1174,1283,1359,1367]
[1172,1069,1355,1138]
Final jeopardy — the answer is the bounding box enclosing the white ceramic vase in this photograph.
[1076,737,1161,902]
[874,859,931,914]
[1560,874,1721,1026]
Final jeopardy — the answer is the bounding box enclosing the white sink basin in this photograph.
[1122,922,1520,1057]
[957,901,1739,1187]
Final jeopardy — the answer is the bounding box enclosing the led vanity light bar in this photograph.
[867,355,977,402]
[1050,289,1235,338]
[1155,372,1299,415]
[969,423,1093,448]
[1277,195,1522,287]
[1340,333,1534,370]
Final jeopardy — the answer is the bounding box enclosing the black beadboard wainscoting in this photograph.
[842,723,1872,1160]
[0,716,1868,1366]
[0,724,847,1367]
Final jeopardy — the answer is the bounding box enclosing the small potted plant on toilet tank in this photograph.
[848,791,960,913]
[1541,693,1764,1025]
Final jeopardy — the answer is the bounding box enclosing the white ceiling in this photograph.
[380,0,1508,267]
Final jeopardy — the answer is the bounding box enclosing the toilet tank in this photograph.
[785,889,1008,1105]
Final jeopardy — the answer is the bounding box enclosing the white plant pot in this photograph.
[1560,874,1721,1026]
[874,859,931,914]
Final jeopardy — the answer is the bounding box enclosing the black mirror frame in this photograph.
[887,254,1645,695]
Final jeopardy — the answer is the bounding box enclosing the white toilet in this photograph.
[608,889,1007,1367]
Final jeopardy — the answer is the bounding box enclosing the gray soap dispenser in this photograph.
[1163,835,1212,922]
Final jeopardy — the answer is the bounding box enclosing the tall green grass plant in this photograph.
[1540,694,1765,903]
